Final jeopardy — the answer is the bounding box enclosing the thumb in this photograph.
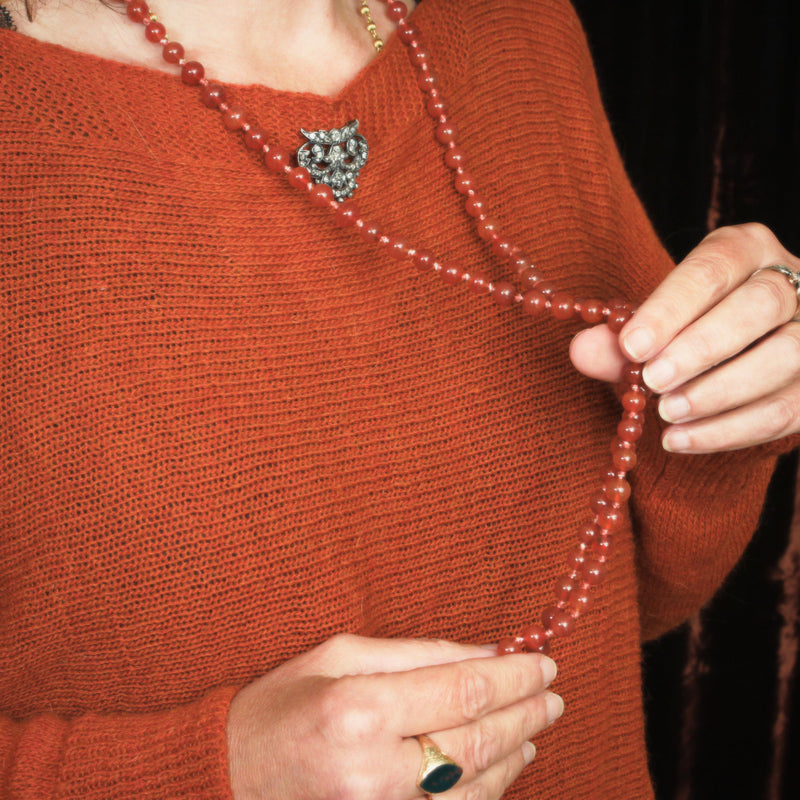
[569,325,627,383]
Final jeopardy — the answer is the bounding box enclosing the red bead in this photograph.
[498,637,524,655]
[441,264,464,286]
[522,289,547,316]
[398,24,418,43]
[580,298,605,324]
[510,253,533,274]
[477,217,499,241]
[469,272,490,294]
[521,624,549,652]
[335,203,360,228]
[413,250,435,271]
[542,606,575,638]
[410,47,430,67]
[387,1,408,22]
[386,237,411,261]
[465,195,486,217]
[612,447,638,471]
[181,61,205,85]
[623,363,644,386]
[244,127,267,150]
[126,1,149,22]
[309,184,334,208]
[579,522,598,545]
[622,390,647,413]
[455,172,475,195]
[617,418,643,443]
[492,281,516,308]
[596,506,623,531]
[162,41,184,63]
[555,575,575,602]
[287,167,312,190]
[594,536,612,559]
[518,268,539,290]
[551,293,575,320]
[492,237,517,260]
[145,20,166,42]
[581,556,607,586]
[571,588,593,615]
[537,281,557,298]
[590,496,610,515]
[359,221,382,243]
[608,297,628,310]
[427,96,448,117]
[265,147,291,173]
[435,121,458,145]
[566,547,587,571]
[223,105,247,131]
[607,307,632,333]
[603,476,631,504]
[444,147,467,169]
[417,71,437,93]
[201,83,226,108]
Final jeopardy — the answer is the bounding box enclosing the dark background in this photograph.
[570,2,800,798]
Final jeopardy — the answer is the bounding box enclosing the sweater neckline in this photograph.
[0,0,438,137]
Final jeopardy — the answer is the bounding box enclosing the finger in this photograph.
[661,381,800,453]
[310,634,495,677]
[620,223,799,363]
[444,743,534,800]
[369,652,557,737]
[640,267,800,394]
[658,323,800,424]
[569,325,627,382]
[397,689,561,796]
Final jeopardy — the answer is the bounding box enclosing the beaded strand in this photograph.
[119,0,649,656]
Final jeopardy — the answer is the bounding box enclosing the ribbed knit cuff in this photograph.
[51,685,238,800]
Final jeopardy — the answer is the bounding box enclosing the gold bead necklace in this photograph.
[359,0,384,52]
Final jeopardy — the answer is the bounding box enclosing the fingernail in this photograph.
[663,428,690,452]
[540,656,557,686]
[659,393,690,423]
[621,326,655,361]
[545,692,565,724]
[522,741,537,765]
[642,358,675,392]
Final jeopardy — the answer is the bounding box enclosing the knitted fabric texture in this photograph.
[0,0,787,797]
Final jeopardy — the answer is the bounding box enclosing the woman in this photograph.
[1,0,799,798]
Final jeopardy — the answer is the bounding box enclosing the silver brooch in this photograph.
[296,120,368,202]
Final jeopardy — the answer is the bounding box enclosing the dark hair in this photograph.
[20,0,118,23]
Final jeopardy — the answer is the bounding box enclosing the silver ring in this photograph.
[753,265,800,319]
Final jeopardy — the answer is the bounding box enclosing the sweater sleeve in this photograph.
[0,686,237,799]
[557,0,797,640]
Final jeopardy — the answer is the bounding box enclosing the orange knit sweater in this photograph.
[0,1,787,797]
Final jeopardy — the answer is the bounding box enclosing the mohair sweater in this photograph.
[0,0,787,797]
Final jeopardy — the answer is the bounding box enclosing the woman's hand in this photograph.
[570,223,800,453]
[227,634,562,800]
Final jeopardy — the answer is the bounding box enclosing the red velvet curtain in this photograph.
[572,1,800,797]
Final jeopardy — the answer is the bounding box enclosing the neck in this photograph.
[11,0,415,94]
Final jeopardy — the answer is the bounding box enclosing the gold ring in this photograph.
[415,734,463,794]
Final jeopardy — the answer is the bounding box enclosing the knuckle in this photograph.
[317,676,383,743]
[762,394,797,437]
[452,666,494,721]
[464,721,499,773]
[689,254,735,297]
[749,275,795,320]
[779,328,800,370]
[463,781,490,800]
[732,221,775,246]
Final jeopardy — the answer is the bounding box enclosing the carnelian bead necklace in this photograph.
[118,0,649,656]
